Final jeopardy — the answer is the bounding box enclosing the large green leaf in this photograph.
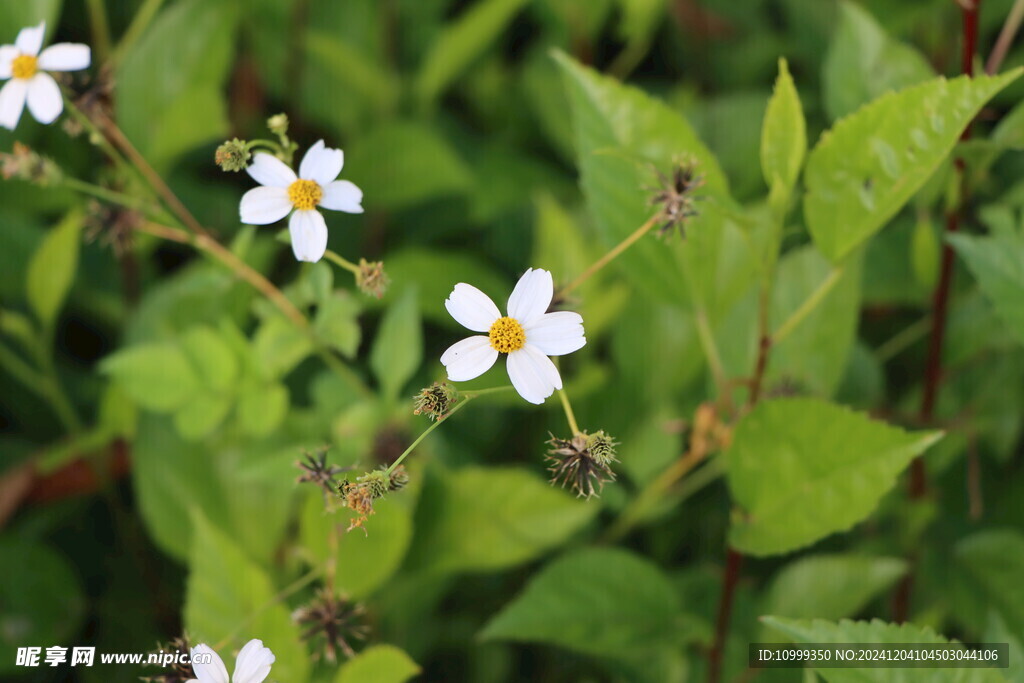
[0,0,62,36]
[726,398,942,556]
[480,548,683,658]
[101,343,201,412]
[370,286,422,401]
[26,211,81,330]
[184,515,310,683]
[805,69,1022,262]
[116,0,239,170]
[822,0,934,121]
[553,51,732,305]
[956,529,1024,642]
[949,232,1024,347]
[761,58,806,198]
[408,466,598,574]
[762,617,1006,683]
[335,645,420,683]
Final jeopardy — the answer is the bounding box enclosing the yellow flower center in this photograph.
[11,54,38,80]
[288,179,323,211]
[489,316,526,353]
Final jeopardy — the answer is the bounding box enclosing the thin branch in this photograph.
[986,0,1024,74]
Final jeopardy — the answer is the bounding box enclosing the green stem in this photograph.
[36,343,84,434]
[213,567,322,652]
[559,214,660,298]
[558,389,581,435]
[772,266,845,344]
[694,308,729,398]
[876,315,933,363]
[62,176,167,220]
[110,0,167,69]
[324,249,362,276]
[85,0,112,65]
[385,395,477,476]
[0,342,47,398]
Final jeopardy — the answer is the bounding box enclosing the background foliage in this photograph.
[3,0,1024,681]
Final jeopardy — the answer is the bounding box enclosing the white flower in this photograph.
[239,140,363,263]
[441,268,586,404]
[188,639,275,683]
[0,22,90,130]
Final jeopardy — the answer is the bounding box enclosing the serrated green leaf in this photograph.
[236,383,289,437]
[761,58,806,197]
[762,554,907,626]
[822,0,934,121]
[956,529,1024,643]
[26,211,81,330]
[805,69,1022,262]
[726,398,942,556]
[480,547,682,658]
[335,645,420,683]
[100,344,201,412]
[762,617,1006,683]
[408,466,598,574]
[948,232,1024,346]
[173,392,232,441]
[180,325,239,394]
[370,286,422,400]
[415,0,530,105]
[184,514,310,683]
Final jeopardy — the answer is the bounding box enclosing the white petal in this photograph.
[38,43,91,71]
[240,186,291,225]
[506,268,553,325]
[524,311,586,356]
[246,153,296,188]
[445,283,501,333]
[191,645,229,683]
[15,22,45,57]
[319,180,363,213]
[299,139,344,185]
[231,639,275,683]
[506,344,561,404]
[441,336,498,382]
[0,46,18,79]
[288,210,328,263]
[25,73,62,124]
[0,79,28,130]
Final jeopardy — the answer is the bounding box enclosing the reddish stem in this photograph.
[708,549,744,683]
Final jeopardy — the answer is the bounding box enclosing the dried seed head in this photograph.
[297,448,351,500]
[267,113,290,137]
[413,382,460,421]
[356,259,390,299]
[545,431,618,499]
[1,143,62,185]
[388,464,410,492]
[139,636,194,683]
[339,470,391,533]
[215,138,252,172]
[292,588,368,663]
[648,159,705,238]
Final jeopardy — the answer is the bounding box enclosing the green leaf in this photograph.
[370,287,422,400]
[185,514,310,683]
[252,315,314,380]
[0,0,62,35]
[805,69,1022,262]
[26,211,81,329]
[726,398,942,556]
[101,344,201,412]
[956,529,1024,642]
[306,31,401,114]
[948,232,1024,346]
[180,325,239,394]
[335,645,420,683]
[236,382,289,437]
[116,0,239,170]
[347,121,472,210]
[553,51,732,304]
[415,0,531,105]
[822,1,934,121]
[409,466,598,574]
[911,215,940,290]
[761,616,1006,683]
[768,247,862,396]
[0,536,83,676]
[761,58,806,197]
[480,547,682,658]
[762,554,907,625]
[173,392,232,441]
[314,292,361,359]
[300,492,412,600]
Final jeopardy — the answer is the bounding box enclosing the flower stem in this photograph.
[771,266,845,344]
[213,567,322,652]
[558,389,581,435]
[384,394,478,476]
[986,0,1024,74]
[693,308,729,401]
[85,0,112,65]
[109,0,167,69]
[558,214,660,299]
[61,176,166,219]
[324,249,362,276]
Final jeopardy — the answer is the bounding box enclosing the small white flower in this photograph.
[239,140,363,263]
[441,268,586,404]
[188,639,275,683]
[0,22,90,130]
